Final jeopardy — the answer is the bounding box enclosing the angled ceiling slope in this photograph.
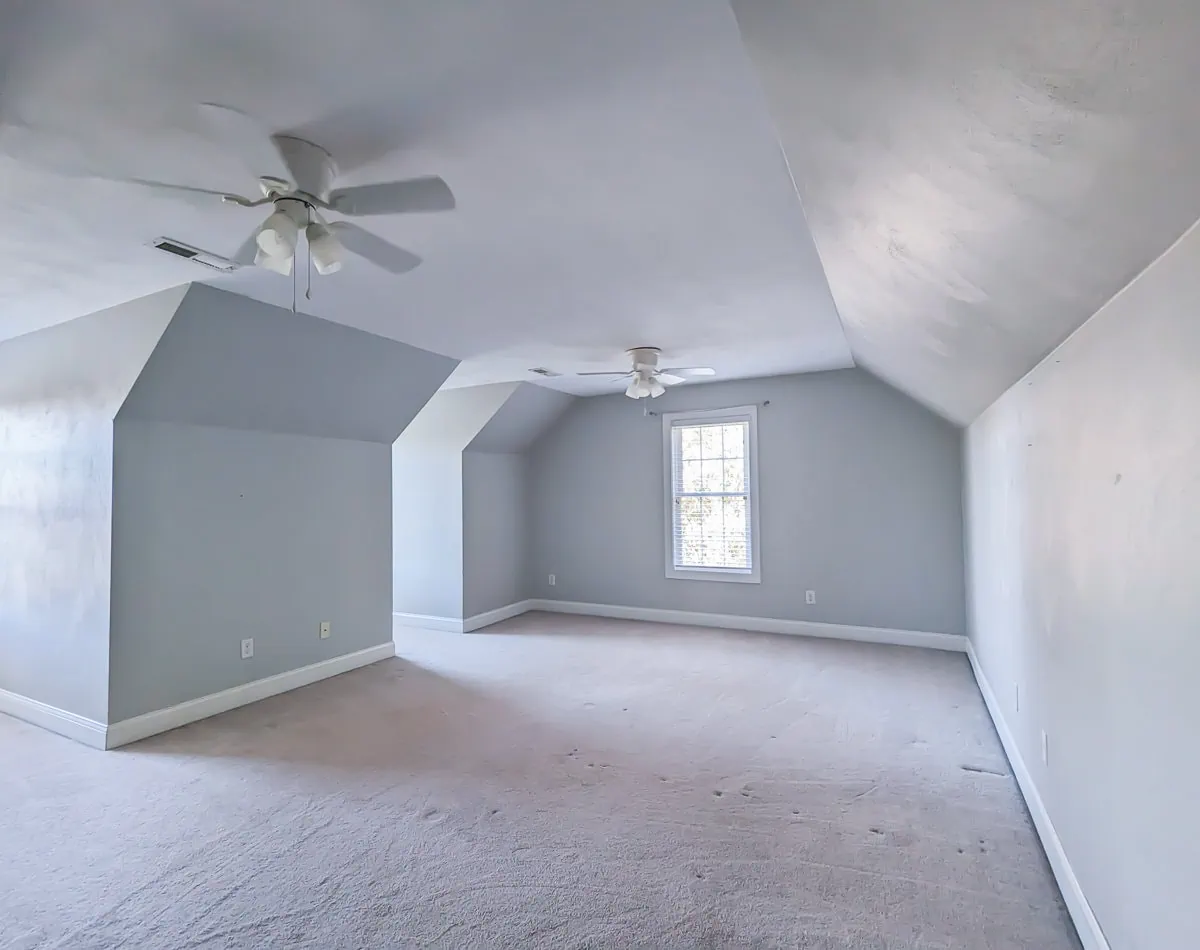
[0,0,851,396]
[0,285,184,414]
[467,384,574,453]
[119,284,457,442]
[734,0,1200,424]
[396,383,520,452]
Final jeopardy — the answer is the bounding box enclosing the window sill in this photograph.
[666,567,761,584]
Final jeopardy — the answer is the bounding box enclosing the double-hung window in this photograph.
[663,405,760,582]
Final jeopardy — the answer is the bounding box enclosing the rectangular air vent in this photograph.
[148,237,240,272]
[529,367,562,378]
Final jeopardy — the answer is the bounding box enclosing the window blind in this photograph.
[669,416,753,573]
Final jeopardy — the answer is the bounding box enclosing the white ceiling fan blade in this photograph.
[657,373,686,385]
[660,366,716,377]
[119,177,247,205]
[198,103,293,185]
[576,370,633,377]
[328,175,455,216]
[328,221,422,274]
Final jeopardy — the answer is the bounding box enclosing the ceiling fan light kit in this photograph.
[305,220,344,275]
[255,200,303,260]
[254,245,293,276]
[626,374,667,400]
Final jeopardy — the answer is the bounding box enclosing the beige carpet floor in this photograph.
[1,613,1079,949]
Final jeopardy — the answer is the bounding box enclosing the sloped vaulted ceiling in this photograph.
[733,0,1200,424]
[5,1,1200,423]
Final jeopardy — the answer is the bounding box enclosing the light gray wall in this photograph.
[392,384,519,620]
[105,288,451,722]
[964,222,1200,950]
[462,451,527,617]
[109,420,391,722]
[0,287,183,721]
[528,369,965,634]
[392,451,464,619]
[120,284,457,442]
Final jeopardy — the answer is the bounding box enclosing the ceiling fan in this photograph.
[577,347,716,399]
[5,103,455,277]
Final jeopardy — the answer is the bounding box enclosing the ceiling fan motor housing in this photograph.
[628,346,661,371]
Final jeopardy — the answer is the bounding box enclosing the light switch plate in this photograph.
[319,621,331,639]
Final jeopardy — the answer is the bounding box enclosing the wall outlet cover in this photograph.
[319,621,331,639]
[241,638,254,659]
[805,590,816,604]
[548,574,556,586]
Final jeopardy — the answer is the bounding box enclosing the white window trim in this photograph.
[662,404,761,584]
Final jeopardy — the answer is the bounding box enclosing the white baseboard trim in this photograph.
[0,688,108,749]
[393,601,539,636]
[105,643,396,750]
[966,643,1109,950]
[527,599,967,652]
[393,611,464,634]
[464,599,537,632]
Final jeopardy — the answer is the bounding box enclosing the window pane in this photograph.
[721,496,747,537]
[678,497,703,536]
[727,538,748,568]
[700,460,723,492]
[722,424,745,458]
[722,458,745,492]
[680,426,702,460]
[670,414,754,573]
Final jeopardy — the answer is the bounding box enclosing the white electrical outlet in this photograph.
[548,574,556,586]
[241,638,254,659]
[805,590,816,605]
[319,621,331,640]
[1041,730,1049,765]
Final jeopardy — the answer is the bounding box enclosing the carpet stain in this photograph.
[961,764,1008,777]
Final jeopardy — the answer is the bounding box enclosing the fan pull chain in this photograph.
[306,241,313,301]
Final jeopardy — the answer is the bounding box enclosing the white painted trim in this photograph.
[105,643,395,749]
[463,599,536,632]
[0,688,107,749]
[966,643,1109,950]
[392,611,464,634]
[528,599,966,652]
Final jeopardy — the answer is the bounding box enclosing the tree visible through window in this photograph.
[664,406,758,580]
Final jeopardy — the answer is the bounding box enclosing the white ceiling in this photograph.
[6,2,1200,419]
[734,0,1200,423]
[0,0,852,397]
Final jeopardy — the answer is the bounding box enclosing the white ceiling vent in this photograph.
[529,367,562,378]
[148,237,241,272]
